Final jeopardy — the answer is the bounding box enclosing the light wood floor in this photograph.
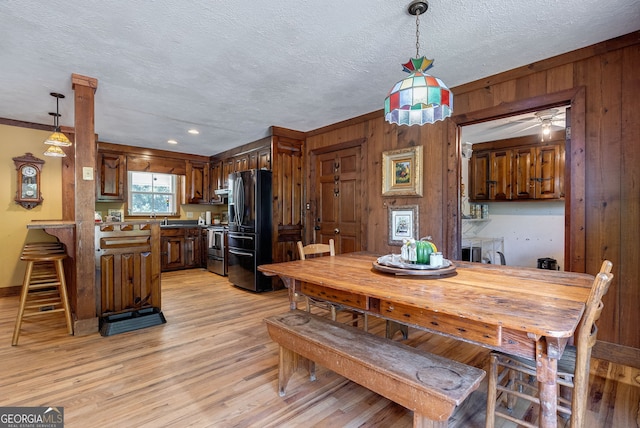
[1,269,639,427]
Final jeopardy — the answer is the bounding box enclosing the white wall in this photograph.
[464,201,565,269]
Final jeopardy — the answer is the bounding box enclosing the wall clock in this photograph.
[13,153,45,209]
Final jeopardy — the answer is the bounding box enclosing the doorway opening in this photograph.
[459,106,568,269]
[449,87,587,273]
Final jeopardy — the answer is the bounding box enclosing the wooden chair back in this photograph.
[571,260,613,427]
[297,239,335,260]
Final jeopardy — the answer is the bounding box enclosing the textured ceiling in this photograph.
[1,1,638,156]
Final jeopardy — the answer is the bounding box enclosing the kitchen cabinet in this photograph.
[533,144,563,199]
[234,154,249,172]
[185,160,210,204]
[160,227,206,271]
[210,160,223,195]
[95,222,161,316]
[469,140,564,201]
[161,229,185,271]
[469,151,490,200]
[96,151,126,201]
[184,228,202,268]
[489,149,512,200]
[257,146,271,170]
[221,159,233,188]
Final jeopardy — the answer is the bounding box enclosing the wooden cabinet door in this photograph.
[222,159,233,188]
[469,151,490,200]
[534,144,563,199]
[96,152,126,201]
[210,161,222,193]
[96,223,160,316]
[514,147,535,199]
[234,154,249,172]
[185,161,210,204]
[162,236,184,270]
[489,149,512,200]
[258,147,271,170]
[183,229,201,268]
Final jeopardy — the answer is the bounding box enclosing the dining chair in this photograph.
[296,240,368,331]
[485,260,614,428]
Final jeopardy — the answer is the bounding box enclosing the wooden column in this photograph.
[72,73,99,335]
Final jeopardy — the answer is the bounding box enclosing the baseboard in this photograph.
[0,285,21,298]
[593,340,640,369]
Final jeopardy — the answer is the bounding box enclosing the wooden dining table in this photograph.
[259,252,595,428]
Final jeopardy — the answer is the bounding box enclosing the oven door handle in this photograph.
[229,249,253,257]
[229,235,253,241]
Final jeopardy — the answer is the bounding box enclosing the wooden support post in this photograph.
[71,73,99,335]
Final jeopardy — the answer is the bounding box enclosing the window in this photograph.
[128,171,178,215]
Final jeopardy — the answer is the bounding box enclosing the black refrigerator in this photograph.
[227,169,273,291]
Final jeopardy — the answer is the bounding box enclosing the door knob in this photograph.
[334,228,340,234]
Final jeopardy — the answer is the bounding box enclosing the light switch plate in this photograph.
[82,167,94,180]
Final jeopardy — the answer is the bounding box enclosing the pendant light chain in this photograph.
[415,10,421,59]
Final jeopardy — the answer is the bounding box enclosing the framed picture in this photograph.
[108,209,123,222]
[388,205,419,245]
[382,145,423,196]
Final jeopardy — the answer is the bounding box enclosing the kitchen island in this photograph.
[95,221,162,317]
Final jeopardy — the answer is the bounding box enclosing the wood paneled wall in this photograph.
[305,31,640,356]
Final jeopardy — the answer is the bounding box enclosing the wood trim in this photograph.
[592,340,640,369]
[208,136,271,161]
[449,87,586,272]
[0,117,54,131]
[451,87,580,125]
[71,73,98,90]
[0,285,21,298]
[445,119,459,264]
[271,126,306,141]
[452,31,640,95]
[306,111,383,137]
[308,137,366,155]
[98,141,209,163]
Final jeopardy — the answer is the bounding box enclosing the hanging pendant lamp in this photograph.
[384,0,452,126]
[43,92,72,157]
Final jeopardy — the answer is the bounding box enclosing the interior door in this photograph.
[315,146,361,254]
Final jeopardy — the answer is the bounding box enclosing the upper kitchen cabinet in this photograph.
[96,151,126,201]
[213,140,273,190]
[185,160,210,204]
[469,133,565,202]
[210,160,223,196]
[257,146,271,170]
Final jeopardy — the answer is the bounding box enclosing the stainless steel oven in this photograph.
[207,226,227,276]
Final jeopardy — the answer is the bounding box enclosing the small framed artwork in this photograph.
[108,209,123,222]
[382,145,423,196]
[388,205,419,245]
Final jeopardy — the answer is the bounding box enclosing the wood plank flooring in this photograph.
[1,269,638,427]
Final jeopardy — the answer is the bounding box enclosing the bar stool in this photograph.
[12,242,74,345]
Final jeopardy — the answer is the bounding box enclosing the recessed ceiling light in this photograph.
[187,129,200,135]
[167,139,178,145]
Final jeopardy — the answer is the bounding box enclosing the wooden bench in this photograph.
[265,310,485,428]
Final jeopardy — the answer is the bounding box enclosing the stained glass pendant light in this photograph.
[384,0,452,126]
[43,92,72,157]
